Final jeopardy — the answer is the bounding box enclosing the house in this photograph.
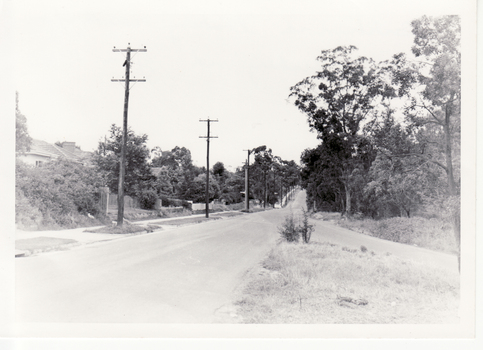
[17,139,92,167]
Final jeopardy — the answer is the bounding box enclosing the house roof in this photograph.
[27,139,91,162]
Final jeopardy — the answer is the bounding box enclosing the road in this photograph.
[15,190,458,323]
[16,200,289,323]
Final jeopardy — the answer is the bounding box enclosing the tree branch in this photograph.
[412,103,444,125]
[377,148,448,172]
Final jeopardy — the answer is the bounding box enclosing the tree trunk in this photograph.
[444,100,460,271]
[337,191,345,214]
[344,182,351,217]
[264,171,267,208]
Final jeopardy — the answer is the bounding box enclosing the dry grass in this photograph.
[311,212,456,254]
[235,241,460,324]
[336,216,456,254]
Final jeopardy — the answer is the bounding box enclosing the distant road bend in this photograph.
[16,190,457,323]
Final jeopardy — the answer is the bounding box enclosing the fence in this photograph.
[108,194,140,209]
[105,193,244,213]
[191,202,213,211]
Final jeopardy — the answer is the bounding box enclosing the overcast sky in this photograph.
[11,0,469,170]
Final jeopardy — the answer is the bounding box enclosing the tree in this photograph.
[190,173,220,203]
[94,124,156,208]
[365,112,446,218]
[250,146,275,208]
[300,143,345,212]
[389,15,461,266]
[409,15,460,196]
[282,160,301,198]
[212,162,227,182]
[290,46,387,215]
[246,146,300,208]
[151,146,203,200]
[211,162,246,205]
[219,172,245,204]
[16,92,32,154]
[152,146,194,170]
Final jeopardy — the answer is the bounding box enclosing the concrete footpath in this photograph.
[15,211,244,258]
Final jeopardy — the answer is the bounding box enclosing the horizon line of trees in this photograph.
[93,123,300,209]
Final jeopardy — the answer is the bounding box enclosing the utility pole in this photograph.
[243,149,252,212]
[199,118,218,218]
[111,44,146,226]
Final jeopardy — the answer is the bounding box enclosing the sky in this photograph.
[10,0,470,170]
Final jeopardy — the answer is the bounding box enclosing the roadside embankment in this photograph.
[312,212,457,254]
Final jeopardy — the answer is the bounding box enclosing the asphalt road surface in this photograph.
[16,190,458,323]
[16,200,289,323]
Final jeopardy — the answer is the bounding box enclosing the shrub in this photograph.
[137,188,158,209]
[299,208,314,243]
[279,209,315,244]
[15,188,43,230]
[278,213,300,243]
[16,159,105,230]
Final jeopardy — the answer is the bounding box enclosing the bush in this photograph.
[279,213,300,242]
[299,208,314,243]
[15,188,43,229]
[137,188,158,209]
[16,159,105,230]
[279,209,315,244]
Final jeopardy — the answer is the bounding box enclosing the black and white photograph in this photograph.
[1,0,479,348]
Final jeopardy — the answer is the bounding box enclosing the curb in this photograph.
[15,250,28,258]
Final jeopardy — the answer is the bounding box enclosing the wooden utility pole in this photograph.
[243,149,252,212]
[111,44,146,226]
[199,118,218,218]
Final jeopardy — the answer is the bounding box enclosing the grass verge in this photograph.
[156,216,222,226]
[312,212,456,254]
[235,241,459,324]
[16,237,78,255]
[85,223,156,234]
